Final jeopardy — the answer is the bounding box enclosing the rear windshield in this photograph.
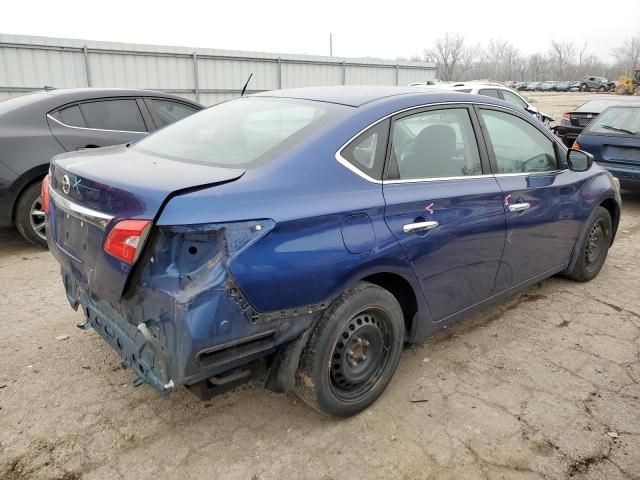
[576,98,640,113]
[133,97,347,167]
[585,107,640,137]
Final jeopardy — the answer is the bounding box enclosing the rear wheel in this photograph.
[599,85,606,92]
[564,206,612,282]
[295,282,404,417]
[15,181,47,248]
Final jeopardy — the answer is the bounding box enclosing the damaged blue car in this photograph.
[45,86,621,416]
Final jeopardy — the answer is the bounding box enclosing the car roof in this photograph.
[0,87,202,112]
[252,86,442,107]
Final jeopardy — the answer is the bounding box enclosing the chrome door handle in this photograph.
[508,202,531,213]
[402,221,439,233]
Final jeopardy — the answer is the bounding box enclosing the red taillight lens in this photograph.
[104,220,151,264]
[41,174,50,215]
[562,112,570,121]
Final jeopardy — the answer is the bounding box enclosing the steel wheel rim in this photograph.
[585,220,604,268]
[29,195,46,241]
[329,307,392,402]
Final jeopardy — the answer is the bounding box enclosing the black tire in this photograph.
[295,282,405,417]
[581,84,588,92]
[599,86,605,92]
[15,181,47,248]
[564,206,612,282]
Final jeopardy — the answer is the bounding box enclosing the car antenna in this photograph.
[240,73,253,97]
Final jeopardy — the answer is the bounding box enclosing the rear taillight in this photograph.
[572,141,580,150]
[104,220,152,264]
[41,174,50,215]
[562,112,570,121]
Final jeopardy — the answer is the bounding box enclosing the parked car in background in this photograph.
[580,76,614,92]
[525,82,541,91]
[554,97,640,147]
[44,86,620,416]
[413,82,554,127]
[574,105,640,190]
[0,88,203,246]
[517,82,528,91]
[555,81,571,92]
[540,81,556,91]
[569,81,582,92]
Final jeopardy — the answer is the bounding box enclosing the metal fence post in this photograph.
[395,64,400,86]
[83,46,91,87]
[193,52,200,103]
[342,61,346,85]
[277,57,282,89]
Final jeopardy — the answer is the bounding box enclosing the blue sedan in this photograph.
[44,86,621,416]
[574,105,640,190]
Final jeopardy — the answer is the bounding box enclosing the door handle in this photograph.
[508,202,531,213]
[402,221,439,234]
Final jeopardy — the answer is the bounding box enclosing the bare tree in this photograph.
[528,53,547,81]
[487,39,508,80]
[425,33,466,81]
[611,36,640,77]
[549,40,576,80]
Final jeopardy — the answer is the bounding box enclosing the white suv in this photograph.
[410,82,554,127]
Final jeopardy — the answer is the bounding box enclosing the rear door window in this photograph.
[79,99,147,132]
[52,105,86,128]
[146,99,199,129]
[390,108,482,180]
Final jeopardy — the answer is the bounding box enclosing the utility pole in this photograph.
[329,33,333,57]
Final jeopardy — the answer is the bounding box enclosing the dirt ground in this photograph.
[1,92,639,480]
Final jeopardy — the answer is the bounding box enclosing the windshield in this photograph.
[585,107,640,136]
[133,97,347,167]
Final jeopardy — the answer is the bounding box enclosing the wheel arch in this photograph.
[599,197,620,244]
[360,272,419,341]
[10,163,50,222]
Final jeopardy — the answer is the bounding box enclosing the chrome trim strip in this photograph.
[385,174,492,184]
[47,114,147,135]
[494,169,568,177]
[49,187,113,229]
[334,100,525,185]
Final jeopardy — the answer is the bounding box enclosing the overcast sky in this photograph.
[1,0,638,62]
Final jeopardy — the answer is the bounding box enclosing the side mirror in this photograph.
[567,149,593,172]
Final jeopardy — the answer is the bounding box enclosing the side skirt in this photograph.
[411,264,567,343]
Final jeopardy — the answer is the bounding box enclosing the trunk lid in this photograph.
[570,112,597,128]
[48,145,244,303]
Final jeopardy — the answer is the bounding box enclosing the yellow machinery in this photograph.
[614,68,640,95]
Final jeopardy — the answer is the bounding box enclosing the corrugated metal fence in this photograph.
[0,34,436,105]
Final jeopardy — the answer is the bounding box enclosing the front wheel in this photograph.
[15,181,48,248]
[564,206,612,282]
[599,86,606,92]
[295,282,405,417]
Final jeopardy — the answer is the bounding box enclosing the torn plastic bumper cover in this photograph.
[61,220,322,396]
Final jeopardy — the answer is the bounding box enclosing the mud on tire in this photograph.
[294,281,405,417]
[564,206,612,282]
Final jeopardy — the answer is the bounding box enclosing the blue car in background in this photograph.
[44,86,621,416]
[575,105,640,190]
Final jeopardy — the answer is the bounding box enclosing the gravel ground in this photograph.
[1,92,639,480]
